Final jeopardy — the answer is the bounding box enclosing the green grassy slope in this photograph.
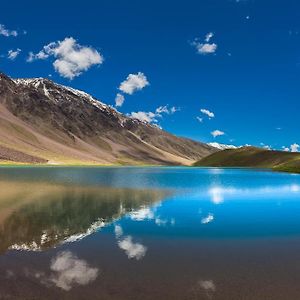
[194,146,300,173]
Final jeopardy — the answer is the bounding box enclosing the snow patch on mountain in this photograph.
[208,142,238,150]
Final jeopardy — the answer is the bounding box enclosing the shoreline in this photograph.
[0,162,299,175]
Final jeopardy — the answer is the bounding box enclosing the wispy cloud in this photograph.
[27,37,103,79]
[196,116,203,123]
[119,72,149,95]
[7,48,21,60]
[0,24,18,37]
[201,213,214,224]
[205,32,214,42]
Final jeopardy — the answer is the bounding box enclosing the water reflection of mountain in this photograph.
[0,181,167,253]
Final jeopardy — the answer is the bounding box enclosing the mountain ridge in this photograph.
[0,72,216,165]
[194,146,300,173]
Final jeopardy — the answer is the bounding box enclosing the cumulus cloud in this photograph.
[34,251,99,291]
[115,93,125,107]
[0,24,18,37]
[199,280,216,292]
[27,37,103,79]
[114,224,147,260]
[129,206,154,221]
[200,108,215,118]
[118,236,147,260]
[7,48,21,60]
[196,116,203,123]
[128,105,179,124]
[291,143,299,152]
[129,111,157,123]
[119,72,149,95]
[282,143,300,152]
[197,43,217,54]
[193,279,216,298]
[211,130,225,138]
[192,33,217,55]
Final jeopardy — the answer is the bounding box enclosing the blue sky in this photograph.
[1,0,300,150]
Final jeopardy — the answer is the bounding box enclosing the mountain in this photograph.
[0,72,216,165]
[194,146,300,173]
[0,181,167,253]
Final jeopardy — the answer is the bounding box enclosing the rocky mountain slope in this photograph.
[0,72,216,165]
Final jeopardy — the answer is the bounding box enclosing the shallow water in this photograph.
[0,167,300,299]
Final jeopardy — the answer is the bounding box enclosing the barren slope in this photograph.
[0,73,215,165]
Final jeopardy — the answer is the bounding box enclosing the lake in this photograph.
[0,167,300,299]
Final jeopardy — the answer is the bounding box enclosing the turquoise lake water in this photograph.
[0,167,300,299]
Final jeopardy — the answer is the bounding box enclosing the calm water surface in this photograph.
[0,167,300,299]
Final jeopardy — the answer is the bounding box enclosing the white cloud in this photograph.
[211,130,225,138]
[115,93,125,107]
[291,143,299,152]
[27,37,103,79]
[196,116,203,123]
[201,213,214,224]
[129,207,154,221]
[0,24,17,37]
[129,111,157,123]
[192,33,217,55]
[281,144,299,152]
[128,105,179,124]
[49,251,98,291]
[197,43,217,54]
[8,48,21,60]
[118,236,147,260]
[119,72,149,95]
[200,108,215,118]
[199,280,216,292]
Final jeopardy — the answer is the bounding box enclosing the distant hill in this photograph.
[194,146,300,173]
[0,72,216,165]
